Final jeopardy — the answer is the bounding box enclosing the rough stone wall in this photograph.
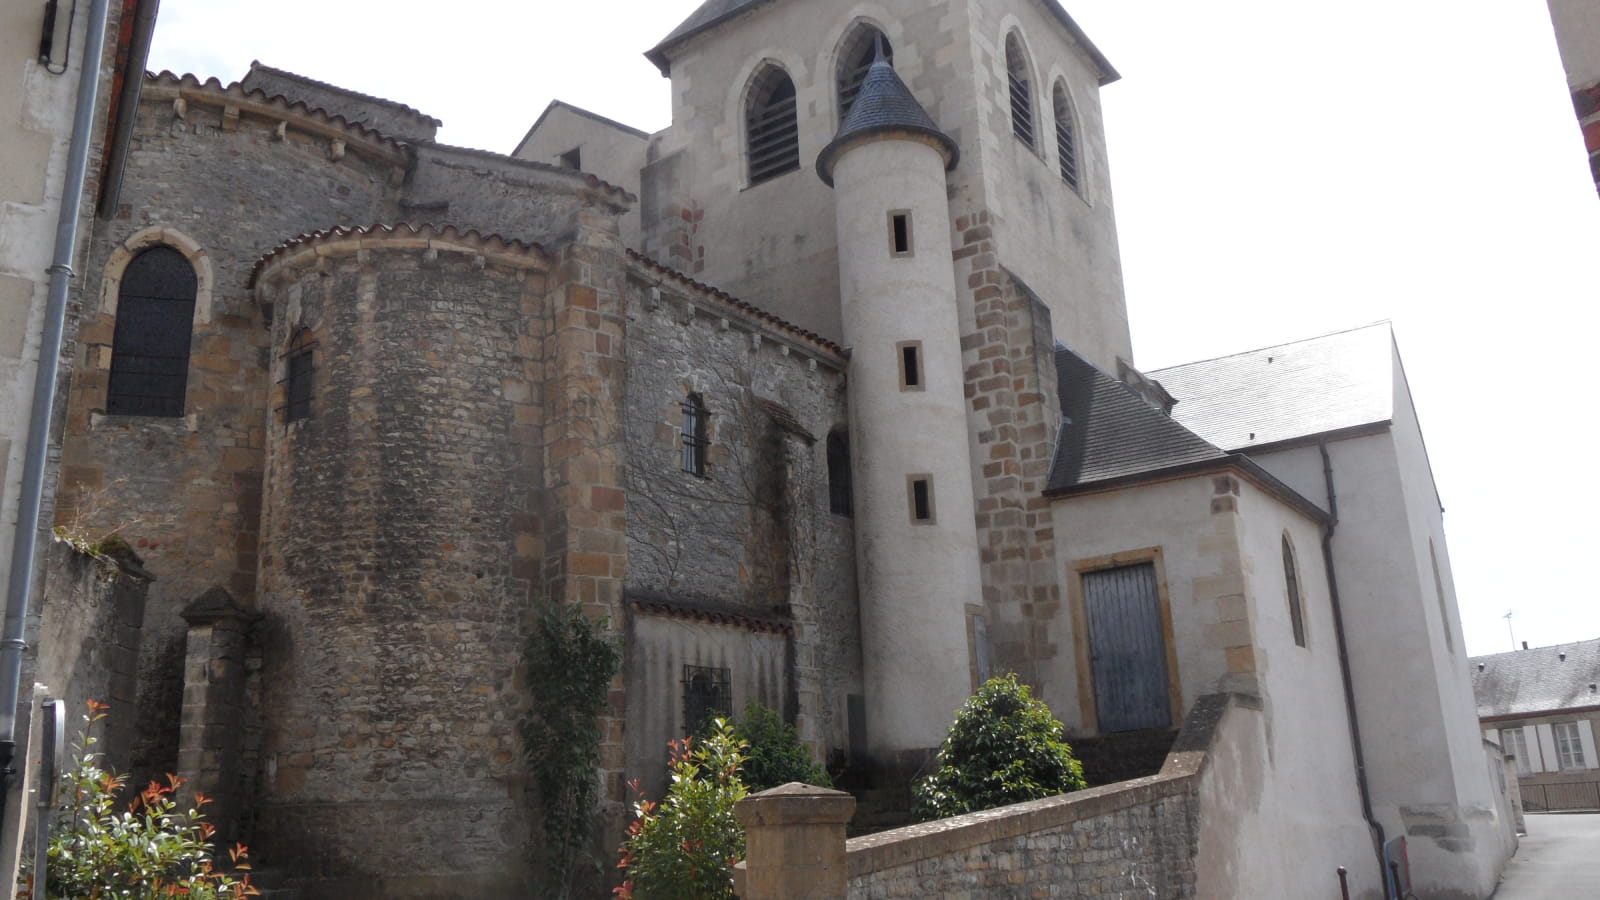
[407,144,632,247]
[620,258,858,793]
[253,229,553,898]
[55,75,406,782]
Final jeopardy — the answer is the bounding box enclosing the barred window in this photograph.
[746,66,800,185]
[681,393,709,477]
[827,428,852,517]
[284,328,315,423]
[107,246,197,417]
[1052,80,1080,191]
[1005,33,1035,149]
[683,664,731,735]
[837,26,892,120]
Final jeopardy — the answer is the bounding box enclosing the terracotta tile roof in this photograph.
[246,60,442,127]
[250,223,550,286]
[629,592,794,636]
[1473,639,1600,719]
[145,71,406,150]
[626,250,846,358]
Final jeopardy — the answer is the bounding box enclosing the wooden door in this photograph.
[1083,563,1172,732]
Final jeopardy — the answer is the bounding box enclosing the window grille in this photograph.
[747,67,800,185]
[1053,82,1079,190]
[1283,536,1306,647]
[837,27,892,119]
[1005,34,1035,148]
[284,328,315,423]
[827,429,852,517]
[682,664,732,735]
[106,246,197,417]
[681,393,709,477]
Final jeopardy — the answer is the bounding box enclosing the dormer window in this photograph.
[746,66,800,185]
[837,26,892,120]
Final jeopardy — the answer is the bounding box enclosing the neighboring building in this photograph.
[1475,639,1600,812]
[16,1,1516,898]
[1546,0,1600,194]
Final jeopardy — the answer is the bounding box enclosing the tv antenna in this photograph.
[1503,609,1516,651]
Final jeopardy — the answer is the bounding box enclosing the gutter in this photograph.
[0,0,114,822]
[95,0,160,216]
[1318,439,1391,897]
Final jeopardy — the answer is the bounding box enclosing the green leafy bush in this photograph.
[520,601,621,898]
[727,703,831,792]
[21,702,257,899]
[912,674,1085,821]
[615,720,748,900]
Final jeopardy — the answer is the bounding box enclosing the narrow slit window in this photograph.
[106,245,197,417]
[898,341,923,391]
[284,328,315,423]
[1430,539,1454,653]
[681,392,709,477]
[889,211,912,256]
[908,474,935,524]
[827,428,853,517]
[1005,33,1035,149]
[1282,535,1306,647]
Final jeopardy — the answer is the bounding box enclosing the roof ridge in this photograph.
[146,71,407,148]
[1471,636,1600,661]
[1150,320,1394,374]
[247,60,443,126]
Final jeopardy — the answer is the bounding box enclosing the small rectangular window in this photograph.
[559,147,582,170]
[889,210,912,256]
[286,349,313,422]
[908,474,935,524]
[681,393,709,477]
[898,341,923,391]
[682,664,731,735]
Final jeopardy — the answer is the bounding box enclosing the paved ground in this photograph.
[1491,812,1600,899]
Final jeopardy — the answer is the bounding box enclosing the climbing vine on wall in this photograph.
[521,601,621,898]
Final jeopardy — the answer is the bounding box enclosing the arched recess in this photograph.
[835,22,893,121]
[1004,31,1037,150]
[745,63,801,186]
[1051,78,1082,193]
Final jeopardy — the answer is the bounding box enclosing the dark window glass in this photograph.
[1283,536,1306,647]
[107,246,197,417]
[681,393,709,477]
[827,428,852,517]
[837,27,892,119]
[285,329,314,423]
[747,67,800,185]
[912,477,932,521]
[1006,34,1035,148]
[683,664,731,735]
[1053,82,1080,190]
[901,343,921,388]
[891,213,911,254]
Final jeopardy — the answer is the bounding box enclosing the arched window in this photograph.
[1430,539,1454,653]
[837,26,892,120]
[107,245,197,417]
[746,66,800,185]
[284,327,316,423]
[827,428,852,517]
[1283,535,1307,647]
[681,392,709,477]
[1005,33,1035,149]
[1052,80,1080,191]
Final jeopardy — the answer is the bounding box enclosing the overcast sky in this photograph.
[148,0,1600,658]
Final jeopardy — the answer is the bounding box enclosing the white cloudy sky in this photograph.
[147,0,1600,657]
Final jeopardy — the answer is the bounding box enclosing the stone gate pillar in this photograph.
[734,783,856,900]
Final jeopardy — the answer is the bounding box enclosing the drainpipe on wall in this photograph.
[0,0,115,830]
[1318,438,1392,898]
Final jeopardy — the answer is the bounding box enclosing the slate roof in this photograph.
[1472,639,1600,719]
[816,57,958,185]
[1044,346,1228,493]
[1150,322,1396,453]
[645,0,1119,82]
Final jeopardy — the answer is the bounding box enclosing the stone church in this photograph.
[28,0,1516,897]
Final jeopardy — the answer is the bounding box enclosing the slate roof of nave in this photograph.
[244,60,443,127]
[646,0,1119,82]
[1150,322,1397,453]
[1472,638,1600,719]
[1044,346,1228,493]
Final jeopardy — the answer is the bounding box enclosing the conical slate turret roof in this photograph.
[816,56,959,187]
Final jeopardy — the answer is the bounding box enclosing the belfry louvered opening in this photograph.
[746,66,801,185]
[1005,33,1035,149]
[837,26,892,119]
[1053,81,1080,191]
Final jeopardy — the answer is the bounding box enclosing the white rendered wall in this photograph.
[832,138,981,754]
[1548,0,1600,88]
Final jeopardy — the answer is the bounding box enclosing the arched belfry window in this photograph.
[1052,80,1080,191]
[837,26,892,120]
[107,245,197,417]
[1282,535,1307,647]
[746,66,800,185]
[1005,33,1036,149]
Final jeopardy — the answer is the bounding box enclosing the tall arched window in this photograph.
[681,392,709,477]
[827,428,852,517]
[746,66,800,185]
[1282,535,1307,647]
[1005,33,1035,149]
[837,26,892,120]
[1052,80,1080,192]
[107,245,197,417]
[1430,539,1454,653]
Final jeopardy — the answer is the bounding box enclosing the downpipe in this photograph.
[0,0,114,828]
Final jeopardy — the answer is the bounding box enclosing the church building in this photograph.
[26,1,1516,897]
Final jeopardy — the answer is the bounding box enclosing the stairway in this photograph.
[1068,727,1180,787]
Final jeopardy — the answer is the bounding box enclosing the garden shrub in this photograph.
[912,674,1085,821]
[722,702,831,792]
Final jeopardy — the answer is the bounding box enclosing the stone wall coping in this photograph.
[250,223,552,288]
[627,250,847,364]
[844,691,1249,879]
[737,783,857,827]
[144,72,410,167]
